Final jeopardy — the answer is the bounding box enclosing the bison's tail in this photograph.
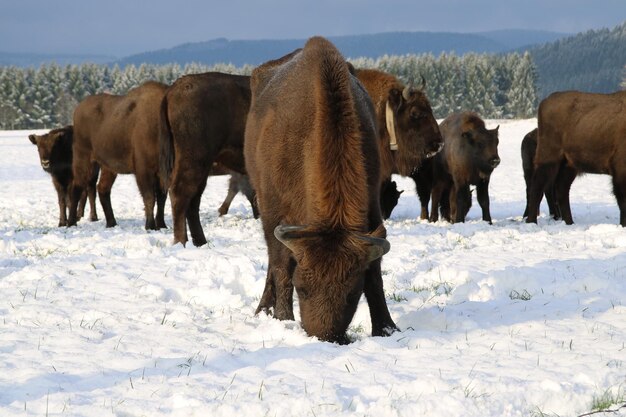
[309,36,369,229]
[158,93,174,191]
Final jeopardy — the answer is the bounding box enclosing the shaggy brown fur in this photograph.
[29,126,98,226]
[159,72,251,246]
[527,90,626,226]
[70,81,168,230]
[244,37,396,343]
[354,69,443,182]
[422,112,500,223]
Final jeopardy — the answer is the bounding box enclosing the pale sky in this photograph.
[1,0,624,57]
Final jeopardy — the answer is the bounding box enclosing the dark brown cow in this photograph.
[244,37,396,344]
[159,72,251,246]
[29,126,98,226]
[527,90,626,226]
[521,128,560,219]
[424,112,500,223]
[353,69,443,220]
[69,81,168,230]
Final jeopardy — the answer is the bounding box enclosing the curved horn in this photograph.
[354,234,391,263]
[274,224,316,253]
[419,75,426,91]
[402,85,412,101]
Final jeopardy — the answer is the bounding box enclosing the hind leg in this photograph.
[612,174,626,227]
[218,175,238,216]
[155,184,167,229]
[97,168,118,228]
[526,162,560,224]
[135,172,158,230]
[68,150,93,227]
[186,177,208,247]
[554,165,577,225]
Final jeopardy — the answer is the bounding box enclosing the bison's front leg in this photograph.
[454,184,471,223]
[52,181,68,227]
[256,231,295,320]
[364,258,398,337]
[476,179,492,224]
[526,162,559,224]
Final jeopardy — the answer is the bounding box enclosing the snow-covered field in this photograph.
[1,119,624,417]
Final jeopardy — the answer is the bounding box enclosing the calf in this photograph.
[426,112,500,223]
[29,126,98,226]
[244,37,396,343]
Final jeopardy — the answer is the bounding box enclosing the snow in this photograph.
[0,119,625,417]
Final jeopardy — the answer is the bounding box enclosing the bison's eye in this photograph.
[409,109,423,120]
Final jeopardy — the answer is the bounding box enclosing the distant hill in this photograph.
[0,52,115,67]
[114,29,569,67]
[528,21,626,98]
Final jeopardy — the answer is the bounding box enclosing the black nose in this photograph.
[490,157,501,168]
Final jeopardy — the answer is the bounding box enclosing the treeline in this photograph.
[529,21,626,98]
[0,52,538,130]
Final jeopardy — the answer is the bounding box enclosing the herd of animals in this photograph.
[27,37,626,343]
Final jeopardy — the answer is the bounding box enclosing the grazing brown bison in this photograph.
[159,72,251,246]
[521,128,560,219]
[527,90,626,226]
[29,126,99,226]
[69,81,168,230]
[424,112,500,223]
[244,37,396,344]
[380,178,403,220]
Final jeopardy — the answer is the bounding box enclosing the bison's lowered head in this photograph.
[274,224,390,344]
[386,78,444,176]
[461,124,500,178]
[28,126,73,173]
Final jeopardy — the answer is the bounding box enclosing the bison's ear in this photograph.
[28,134,37,145]
[492,125,500,134]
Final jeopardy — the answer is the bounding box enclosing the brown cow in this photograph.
[69,81,168,230]
[353,69,443,220]
[424,112,500,223]
[527,90,626,226]
[159,72,251,246]
[521,128,560,219]
[244,37,396,344]
[29,126,98,226]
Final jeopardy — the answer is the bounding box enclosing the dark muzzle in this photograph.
[489,157,501,168]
